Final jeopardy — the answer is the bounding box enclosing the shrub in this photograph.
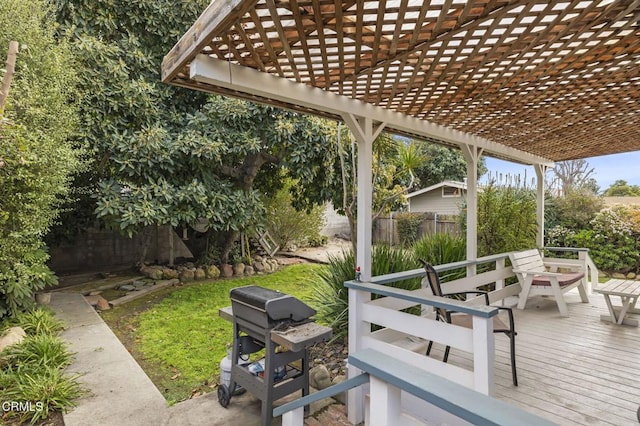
[412,233,466,281]
[1,334,72,371]
[463,181,537,256]
[311,245,420,342]
[1,367,82,424]
[10,308,64,336]
[546,188,603,230]
[264,179,326,249]
[395,212,424,246]
[0,308,82,424]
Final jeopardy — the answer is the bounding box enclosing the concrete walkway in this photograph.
[50,292,271,425]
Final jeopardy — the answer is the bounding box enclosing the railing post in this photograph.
[369,376,401,426]
[281,407,304,426]
[348,286,370,424]
[472,316,494,395]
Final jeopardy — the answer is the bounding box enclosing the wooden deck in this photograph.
[430,290,640,425]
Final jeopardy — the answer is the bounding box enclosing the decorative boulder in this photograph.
[309,365,331,390]
[253,262,265,273]
[245,265,255,276]
[141,266,163,280]
[162,268,179,280]
[221,264,234,278]
[331,375,347,403]
[233,263,246,276]
[206,265,220,279]
[179,269,195,282]
[194,268,206,280]
[0,327,26,353]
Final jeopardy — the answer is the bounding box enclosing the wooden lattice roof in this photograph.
[163,0,640,163]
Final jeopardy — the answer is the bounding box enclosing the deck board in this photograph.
[427,290,640,425]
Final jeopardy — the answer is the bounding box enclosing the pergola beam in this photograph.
[189,55,555,168]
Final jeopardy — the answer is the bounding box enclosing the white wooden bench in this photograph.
[509,249,589,317]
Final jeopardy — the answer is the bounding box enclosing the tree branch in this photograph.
[0,41,19,121]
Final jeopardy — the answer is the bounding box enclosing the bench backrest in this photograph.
[509,249,545,273]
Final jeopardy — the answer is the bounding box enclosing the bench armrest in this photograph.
[511,268,563,277]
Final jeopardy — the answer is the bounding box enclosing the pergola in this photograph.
[161,1,639,421]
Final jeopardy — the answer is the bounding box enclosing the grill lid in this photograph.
[230,285,316,322]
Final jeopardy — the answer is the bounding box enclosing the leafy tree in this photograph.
[0,0,81,316]
[94,97,336,263]
[50,0,210,241]
[603,180,640,196]
[545,188,603,230]
[413,144,487,188]
[53,1,337,263]
[548,159,597,195]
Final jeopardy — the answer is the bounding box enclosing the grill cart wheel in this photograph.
[217,384,231,408]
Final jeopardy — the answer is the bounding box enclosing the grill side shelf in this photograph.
[271,322,332,352]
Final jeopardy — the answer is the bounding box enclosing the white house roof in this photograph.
[406,180,467,199]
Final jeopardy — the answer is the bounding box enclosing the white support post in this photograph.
[369,376,401,426]
[343,114,385,282]
[461,145,482,273]
[535,164,547,248]
[282,407,304,426]
[472,316,494,395]
[347,287,371,424]
[343,113,385,425]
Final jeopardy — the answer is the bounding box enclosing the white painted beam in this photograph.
[462,145,481,268]
[535,165,547,248]
[189,55,554,167]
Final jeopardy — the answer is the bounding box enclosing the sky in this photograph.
[483,152,640,192]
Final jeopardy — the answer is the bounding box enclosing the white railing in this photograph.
[275,248,595,425]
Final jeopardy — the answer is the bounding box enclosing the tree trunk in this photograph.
[219,230,239,264]
[138,227,153,266]
[168,226,174,267]
[0,41,19,120]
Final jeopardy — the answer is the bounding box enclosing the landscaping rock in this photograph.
[132,280,147,289]
[309,365,331,390]
[96,296,111,311]
[206,265,220,279]
[245,265,255,276]
[253,262,265,273]
[234,263,246,276]
[0,327,26,353]
[262,261,272,273]
[612,272,626,279]
[141,266,163,280]
[331,375,347,403]
[88,290,103,296]
[194,268,206,281]
[627,272,636,279]
[162,268,179,280]
[221,264,234,278]
[179,269,195,282]
[254,255,263,262]
[119,284,136,291]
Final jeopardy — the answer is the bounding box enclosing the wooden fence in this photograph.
[373,213,461,245]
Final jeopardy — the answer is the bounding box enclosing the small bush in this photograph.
[311,245,420,342]
[0,308,82,424]
[265,179,326,249]
[395,212,424,246]
[11,308,64,336]
[2,334,72,371]
[412,233,466,281]
[1,367,82,424]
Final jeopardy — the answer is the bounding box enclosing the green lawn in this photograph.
[103,263,325,404]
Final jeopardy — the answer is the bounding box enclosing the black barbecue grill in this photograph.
[218,285,332,425]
